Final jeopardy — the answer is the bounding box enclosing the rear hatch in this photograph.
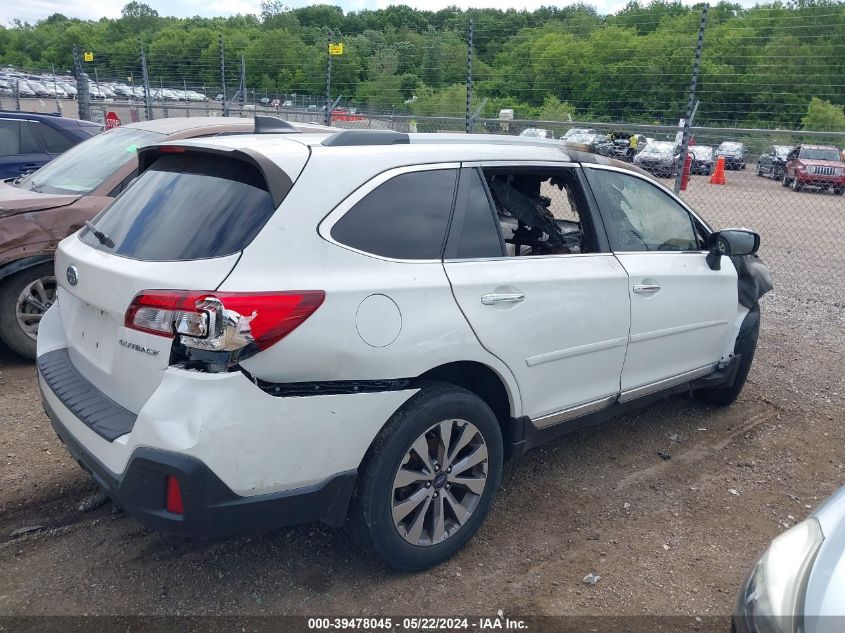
[53,140,309,413]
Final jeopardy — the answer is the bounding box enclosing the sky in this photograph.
[1,0,762,27]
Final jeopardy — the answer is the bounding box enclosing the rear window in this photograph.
[81,153,277,261]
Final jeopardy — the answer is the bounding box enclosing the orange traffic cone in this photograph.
[710,156,726,185]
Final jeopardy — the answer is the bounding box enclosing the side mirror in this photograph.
[705,229,760,270]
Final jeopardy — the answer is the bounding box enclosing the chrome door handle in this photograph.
[633,284,661,294]
[481,293,525,305]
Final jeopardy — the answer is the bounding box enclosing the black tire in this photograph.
[0,263,56,360]
[792,177,803,193]
[695,306,760,406]
[782,172,790,187]
[756,163,763,177]
[834,187,844,196]
[349,382,503,570]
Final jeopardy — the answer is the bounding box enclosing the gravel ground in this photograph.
[0,162,843,619]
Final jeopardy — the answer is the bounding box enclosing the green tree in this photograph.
[537,95,576,121]
[399,73,420,99]
[420,31,443,87]
[802,98,845,131]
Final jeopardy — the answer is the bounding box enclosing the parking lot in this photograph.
[0,144,842,619]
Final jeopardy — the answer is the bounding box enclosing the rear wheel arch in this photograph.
[414,361,519,460]
[356,360,519,474]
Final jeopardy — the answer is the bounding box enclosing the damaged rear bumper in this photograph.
[43,393,357,536]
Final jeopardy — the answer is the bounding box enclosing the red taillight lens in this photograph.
[205,291,325,351]
[125,290,325,351]
[125,290,193,337]
[165,475,184,514]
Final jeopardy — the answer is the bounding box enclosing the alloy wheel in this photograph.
[391,419,488,547]
[15,275,56,341]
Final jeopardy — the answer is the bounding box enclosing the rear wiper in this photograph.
[84,220,115,248]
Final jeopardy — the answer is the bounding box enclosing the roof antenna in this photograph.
[254,116,301,134]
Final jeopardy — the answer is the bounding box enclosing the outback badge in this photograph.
[66,265,79,286]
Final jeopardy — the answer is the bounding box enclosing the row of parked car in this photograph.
[3,109,845,629]
[531,126,845,193]
[522,127,750,177]
[0,70,78,99]
[0,68,208,102]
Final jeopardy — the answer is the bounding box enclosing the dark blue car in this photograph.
[0,111,102,179]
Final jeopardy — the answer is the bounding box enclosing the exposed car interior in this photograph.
[483,167,592,256]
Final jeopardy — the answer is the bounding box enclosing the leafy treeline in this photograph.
[1,0,844,128]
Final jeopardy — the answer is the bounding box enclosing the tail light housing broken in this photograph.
[125,290,325,371]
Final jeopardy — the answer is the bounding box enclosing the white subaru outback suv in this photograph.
[37,127,771,570]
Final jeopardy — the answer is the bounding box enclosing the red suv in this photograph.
[782,144,845,195]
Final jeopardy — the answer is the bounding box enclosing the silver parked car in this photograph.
[734,483,845,633]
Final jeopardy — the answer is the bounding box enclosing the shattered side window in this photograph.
[483,166,594,256]
[587,169,699,252]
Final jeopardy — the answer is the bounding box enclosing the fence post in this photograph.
[465,19,474,133]
[94,68,100,99]
[674,4,708,194]
[13,79,21,112]
[160,78,169,117]
[51,64,62,113]
[72,46,91,121]
[324,30,333,127]
[220,34,229,117]
[139,38,153,120]
[239,55,246,107]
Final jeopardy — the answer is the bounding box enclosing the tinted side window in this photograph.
[0,121,40,155]
[33,122,75,153]
[0,121,20,156]
[20,122,43,154]
[445,168,503,259]
[587,169,698,252]
[331,169,457,260]
[81,153,278,261]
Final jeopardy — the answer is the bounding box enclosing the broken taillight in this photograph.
[125,290,325,369]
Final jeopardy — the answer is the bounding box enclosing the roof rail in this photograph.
[322,130,410,147]
[254,116,301,134]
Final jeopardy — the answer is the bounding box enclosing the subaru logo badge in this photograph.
[66,265,79,286]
